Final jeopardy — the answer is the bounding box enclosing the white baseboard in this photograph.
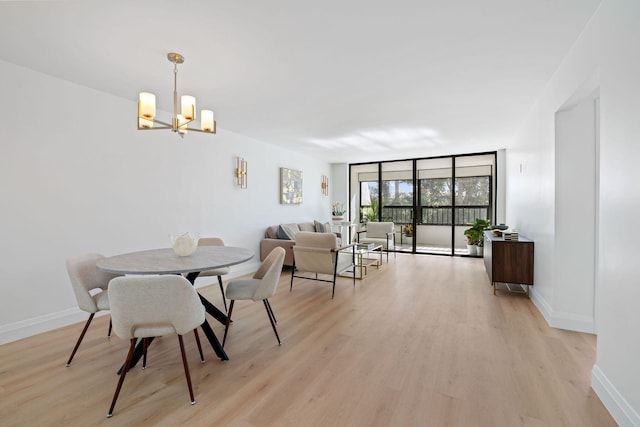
[592,364,640,427]
[0,261,263,346]
[0,308,96,345]
[529,287,595,334]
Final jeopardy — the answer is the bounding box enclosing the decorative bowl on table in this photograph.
[170,233,199,256]
[491,224,509,230]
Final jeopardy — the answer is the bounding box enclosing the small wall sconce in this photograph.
[321,175,329,196]
[236,157,248,188]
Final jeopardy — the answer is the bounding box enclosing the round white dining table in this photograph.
[97,246,254,363]
[97,246,254,276]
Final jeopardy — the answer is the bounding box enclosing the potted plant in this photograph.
[361,198,379,224]
[332,202,346,221]
[464,218,491,256]
[403,224,413,246]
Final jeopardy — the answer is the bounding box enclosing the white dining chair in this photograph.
[65,253,119,367]
[223,247,286,346]
[197,237,230,312]
[106,274,206,417]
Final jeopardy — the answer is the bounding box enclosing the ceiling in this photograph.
[0,0,600,163]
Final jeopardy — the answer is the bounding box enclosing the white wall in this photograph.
[0,59,332,343]
[507,1,640,424]
[554,95,598,329]
[595,0,640,424]
[506,0,601,331]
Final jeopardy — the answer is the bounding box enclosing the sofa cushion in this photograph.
[298,222,316,232]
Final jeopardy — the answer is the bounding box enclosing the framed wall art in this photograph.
[280,167,303,204]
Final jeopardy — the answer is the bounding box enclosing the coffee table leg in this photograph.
[198,293,228,325]
[187,274,230,360]
[186,272,228,325]
[200,319,229,361]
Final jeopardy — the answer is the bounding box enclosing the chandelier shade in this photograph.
[137,52,216,137]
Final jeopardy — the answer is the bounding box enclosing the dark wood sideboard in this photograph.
[483,231,534,296]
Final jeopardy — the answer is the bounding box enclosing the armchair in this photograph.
[357,221,396,261]
[290,231,355,299]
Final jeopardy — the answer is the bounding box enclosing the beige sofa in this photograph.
[260,222,340,266]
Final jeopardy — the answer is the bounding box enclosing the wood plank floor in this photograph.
[0,254,616,426]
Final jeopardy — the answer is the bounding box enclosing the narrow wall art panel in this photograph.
[280,167,303,204]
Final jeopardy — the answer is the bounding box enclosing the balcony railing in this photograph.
[381,206,412,224]
[376,205,490,226]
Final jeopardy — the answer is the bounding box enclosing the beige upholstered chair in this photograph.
[290,231,355,299]
[223,247,286,346]
[106,275,206,418]
[197,237,230,312]
[357,221,396,261]
[65,253,119,367]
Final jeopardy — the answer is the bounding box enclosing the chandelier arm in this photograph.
[153,121,172,127]
[143,118,172,127]
[182,126,217,134]
[177,117,195,128]
[137,126,172,131]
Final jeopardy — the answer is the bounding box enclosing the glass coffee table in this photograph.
[340,244,383,279]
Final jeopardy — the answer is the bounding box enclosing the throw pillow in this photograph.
[314,220,332,233]
[277,224,297,240]
[283,224,298,240]
[276,224,291,240]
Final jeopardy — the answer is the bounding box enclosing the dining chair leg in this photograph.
[263,299,281,345]
[66,313,95,367]
[107,338,138,418]
[108,318,112,338]
[217,276,228,313]
[142,338,148,370]
[222,300,235,347]
[193,329,205,363]
[178,335,196,405]
[265,299,277,324]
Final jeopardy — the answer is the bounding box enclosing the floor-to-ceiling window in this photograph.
[452,154,494,254]
[416,157,453,254]
[381,161,414,250]
[350,152,497,256]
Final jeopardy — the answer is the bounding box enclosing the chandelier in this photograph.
[137,52,216,137]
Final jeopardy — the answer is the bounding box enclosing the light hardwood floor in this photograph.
[0,254,616,426]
